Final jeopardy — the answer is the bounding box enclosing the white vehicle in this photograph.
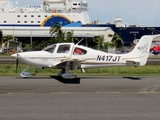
[11,35,153,79]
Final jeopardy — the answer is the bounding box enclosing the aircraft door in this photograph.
[55,44,74,59]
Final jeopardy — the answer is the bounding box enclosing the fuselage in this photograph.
[12,34,154,70]
[12,43,132,69]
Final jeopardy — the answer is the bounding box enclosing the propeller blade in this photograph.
[16,53,19,73]
[16,58,18,73]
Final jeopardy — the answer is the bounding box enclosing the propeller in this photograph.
[11,48,20,73]
[16,53,19,73]
[15,46,20,73]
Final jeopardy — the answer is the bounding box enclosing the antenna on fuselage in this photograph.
[76,38,84,45]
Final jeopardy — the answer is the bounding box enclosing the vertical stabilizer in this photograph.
[123,35,153,66]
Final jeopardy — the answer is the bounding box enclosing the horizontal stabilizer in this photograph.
[126,60,140,66]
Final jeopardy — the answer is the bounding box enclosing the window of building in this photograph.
[31,15,34,17]
[17,15,20,17]
[4,21,6,23]
[17,21,20,23]
[24,15,27,17]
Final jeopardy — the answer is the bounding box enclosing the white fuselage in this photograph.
[11,35,153,79]
[14,43,132,69]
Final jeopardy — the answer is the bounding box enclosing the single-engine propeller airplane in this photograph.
[11,35,153,79]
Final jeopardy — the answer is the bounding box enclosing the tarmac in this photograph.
[0,76,160,119]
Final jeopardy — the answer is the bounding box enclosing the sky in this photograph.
[12,0,160,27]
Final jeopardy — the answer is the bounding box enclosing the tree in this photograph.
[49,22,62,37]
[24,43,33,51]
[92,34,123,53]
[92,36,104,50]
[103,42,114,52]
[111,33,124,50]
[49,22,64,43]
[49,22,78,44]
[0,30,3,48]
[1,35,18,54]
[34,40,48,50]
[65,30,74,42]
[2,35,18,47]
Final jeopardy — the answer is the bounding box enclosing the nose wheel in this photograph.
[20,66,36,78]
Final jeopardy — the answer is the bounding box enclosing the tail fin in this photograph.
[123,35,153,66]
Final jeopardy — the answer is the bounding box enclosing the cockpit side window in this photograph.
[57,45,70,53]
[73,47,87,55]
[43,45,56,53]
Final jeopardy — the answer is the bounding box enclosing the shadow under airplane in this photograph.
[123,77,142,80]
[50,76,81,84]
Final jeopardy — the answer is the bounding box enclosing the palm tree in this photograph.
[49,22,64,43]
[49,22,62,36]
[111,33,124,51]
[93,36,104,50]
[65,30,74,42]
[0,30,3,48]
[3,34,17,42]
[2,35,18,53]
[103,42,115,52]
[49,22,78,44]
[2,35,18,47]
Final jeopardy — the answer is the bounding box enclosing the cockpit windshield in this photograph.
[42,45,56,53]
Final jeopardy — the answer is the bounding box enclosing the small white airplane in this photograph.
[11,35,153,79]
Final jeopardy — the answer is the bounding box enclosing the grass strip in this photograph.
[0,64,160,76]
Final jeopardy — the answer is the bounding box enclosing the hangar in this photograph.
[1,27,114,43]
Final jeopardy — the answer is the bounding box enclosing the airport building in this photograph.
[1,27,114,45]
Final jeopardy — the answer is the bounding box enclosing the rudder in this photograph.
[124,35,153,66]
